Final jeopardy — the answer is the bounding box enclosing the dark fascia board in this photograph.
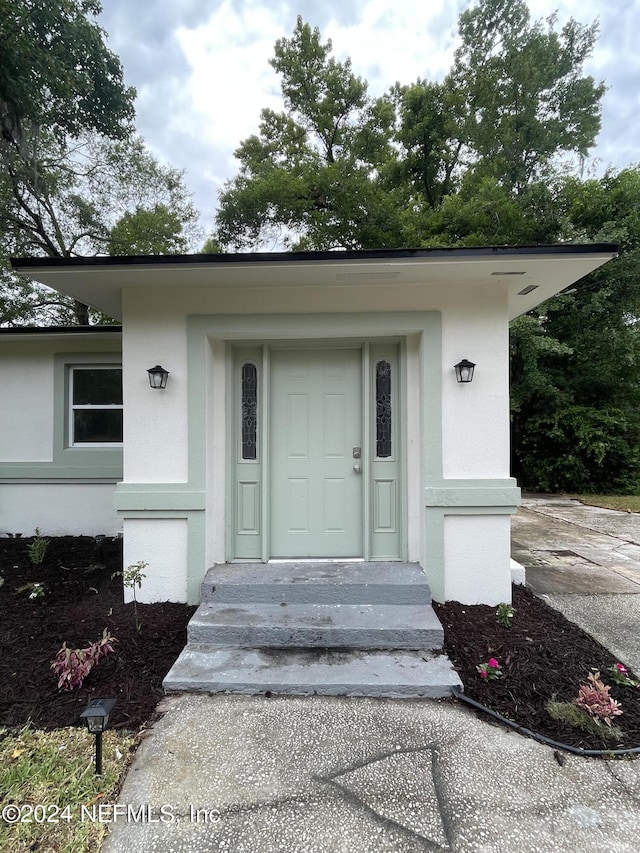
[0,325,122,335]
[10,244,620,272]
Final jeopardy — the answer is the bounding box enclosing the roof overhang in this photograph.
[11,245,618,322]
[0,325,122,340]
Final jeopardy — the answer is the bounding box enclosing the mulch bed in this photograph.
[435,585,640,751]
[0,536,195,731]
[2,537,639,749]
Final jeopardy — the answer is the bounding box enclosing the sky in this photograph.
[98,0,640,241]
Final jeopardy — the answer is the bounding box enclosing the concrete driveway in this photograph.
[512,494,640,676]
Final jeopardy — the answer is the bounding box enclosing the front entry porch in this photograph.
[163,562,462,698]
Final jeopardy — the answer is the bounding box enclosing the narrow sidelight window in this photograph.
[241,363,258,460]
[375,359,392,458]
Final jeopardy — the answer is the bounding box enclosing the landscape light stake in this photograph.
[80,697,116,775]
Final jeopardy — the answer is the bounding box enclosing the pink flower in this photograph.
[488,658,499,669]
[480,670,487,678]
[616,663,627,674]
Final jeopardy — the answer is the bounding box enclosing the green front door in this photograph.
[270,348,363,557]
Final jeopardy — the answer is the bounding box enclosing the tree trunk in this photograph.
[73,299,90,325]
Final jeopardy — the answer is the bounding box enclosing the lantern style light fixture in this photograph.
[147,364,169,389]
[454,359,476,383]
[80,697,116,775]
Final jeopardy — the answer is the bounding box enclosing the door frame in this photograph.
[226,338,405,562]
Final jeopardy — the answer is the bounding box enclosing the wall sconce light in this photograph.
[147,364,169,389]
[80,697,116,775]
[454,359,476,383]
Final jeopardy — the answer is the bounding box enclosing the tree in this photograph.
[216,4,605,252]
[109,205,189,256]
[0,132,201,324]
[448,0,604,193]
[388,79,465,212]
[510,169,640,493]
[404,175,563,247]
[0,0,135,146]
[0,0,139,325]
[215,16,401,251]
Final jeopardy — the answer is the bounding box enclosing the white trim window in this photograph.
[69,366,123,446]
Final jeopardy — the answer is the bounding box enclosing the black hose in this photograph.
[453,689,640,758]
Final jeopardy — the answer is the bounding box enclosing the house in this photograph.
[4,245,617,608]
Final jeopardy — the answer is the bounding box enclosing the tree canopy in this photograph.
[215,1,605,251]
[0,0,135,145]
[216,16,401,250]
[0,0,199,325]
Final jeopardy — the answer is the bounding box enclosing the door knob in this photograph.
[353,464,362,473]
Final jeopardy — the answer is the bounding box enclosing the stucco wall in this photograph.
[118,277,517,605]
[0,343,55,462]
[1,483,121,536]
[441,293,510,479]
[122,315,189,483]
[0,335,123,538]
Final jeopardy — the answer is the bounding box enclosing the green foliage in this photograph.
[109,204,190,255]
[496,603,515,628]
[0,132,201,323]
[450,0,604,193]
[608,663,639,688]
[510,168,640,493]
[200,236,224,254]
[216,16,401,250]
[215,3,604,252]
[15,581,46,600]
[416,177,562,247]
[388,78,462,210]
[0,2,201,325]
[0,726,134,853]
[115,560,147,632]
[122,560,147,590]
[477,658,503,680]
[0,0,135,145]
[546,700,623,742]
[514,406,640,494]
[27,528,49,566]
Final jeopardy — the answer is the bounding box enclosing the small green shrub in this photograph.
[496,602,515,628]
[27,528,49,566]
[113,560,148,632]
[16,581,46,599]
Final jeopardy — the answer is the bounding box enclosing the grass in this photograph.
[0,726,137,853]
[571,494,640,513]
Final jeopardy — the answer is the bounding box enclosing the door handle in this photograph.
[353,464,362,473]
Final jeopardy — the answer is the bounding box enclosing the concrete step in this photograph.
[201,562,431,605]
[163,645,462,699]
[188,602,443,649]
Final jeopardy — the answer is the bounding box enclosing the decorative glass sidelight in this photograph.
[375,359,392,458]
[241,363,258,460]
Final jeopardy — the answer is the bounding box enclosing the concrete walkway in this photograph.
[100,495,640,853]
[512,494,640,676]
[102,694,640,853]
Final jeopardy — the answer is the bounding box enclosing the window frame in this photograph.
[68,365,124,448]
